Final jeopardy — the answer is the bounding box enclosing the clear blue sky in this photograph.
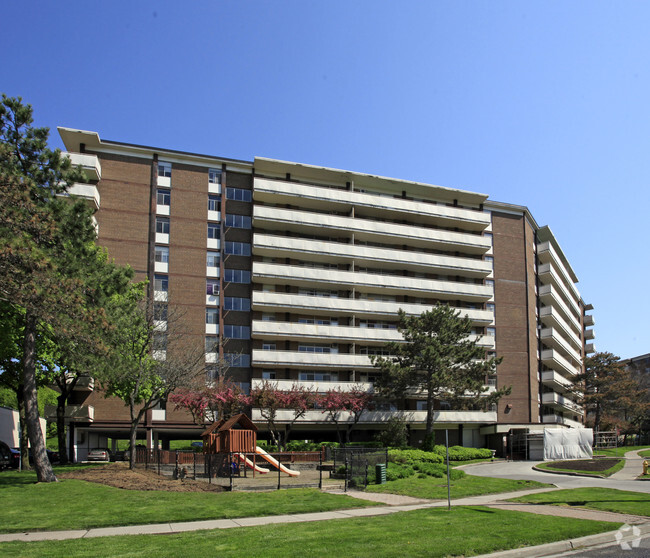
[3,1,648,359]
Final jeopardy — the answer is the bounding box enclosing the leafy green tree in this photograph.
[572,352,649,435]
[371,306,510,447]
[0,94,132,479]
[100,284,205,469]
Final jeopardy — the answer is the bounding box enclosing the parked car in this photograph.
[87,448,112,461]
[0,441,12,470]
[27,448,59,464]
[9,447,21,469]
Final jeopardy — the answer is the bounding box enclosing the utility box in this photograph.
[375,463,387,484]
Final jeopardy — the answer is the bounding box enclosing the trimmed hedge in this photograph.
[414,461,465,480]
[386,463,416,481]
[388,449,444,465]
[433,445,492,461]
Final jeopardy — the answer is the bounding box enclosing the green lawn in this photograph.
[365,473,550,499]
[535,458,625,477]
[0,506,620,558]
[0,468,377,533]
[509,487,650,517]
[639,449,650,458]
[594,445,650,457]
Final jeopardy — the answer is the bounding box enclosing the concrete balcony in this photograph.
[251,378,373,392]
[584,328,595,340]
[252,320,493,349]
[542,414,584,429]
[253,234,492,278]
[541,349,581,378]
[537,241,579,300]
[583,314,595,327]
[541,370,573,392]
[44,404,94,422]
[156,204,170,216]
[539,306,582,352]
[538,263,581,319]
[154,291,168,302]
[253,177,491,232]
[66,152,102,181]
[206,294,219,306]
[538,285,581,333]
[253,206,491,255]
[252,350,373,369]
[69,375,94,392]
[541,392,583,415]
[251,408,497,425]
[540,328,582,365]
[585,342,596,354]
[65,183,100,211]
[151,409,166,421]
[251,291,495,325]
[253,263,493,303]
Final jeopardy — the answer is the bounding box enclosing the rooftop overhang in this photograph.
[254,157,489,207]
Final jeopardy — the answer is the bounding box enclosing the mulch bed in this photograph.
[545,458,622,472]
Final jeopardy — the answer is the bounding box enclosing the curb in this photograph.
[531,465,606,479]
[474,522,650,557]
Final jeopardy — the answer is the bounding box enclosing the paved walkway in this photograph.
[1,449,648,556]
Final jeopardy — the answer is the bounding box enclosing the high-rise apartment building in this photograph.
[55,127,595,459]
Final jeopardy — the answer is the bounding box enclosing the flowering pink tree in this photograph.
[169,378,250,424]
[249,382,318,449]
[320,387,374,443]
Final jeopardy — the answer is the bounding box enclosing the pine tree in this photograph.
[371,306,510,447]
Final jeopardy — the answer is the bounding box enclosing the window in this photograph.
[487,303,495,312]
[262,313,276,322]
[154,274,168,292]
[156,217,170,234]
[298,288,338,298]
[224,353,251,367]
[155,246,169,263]
[156,189,170,206]
[224,241,251,256]
[298,344,338,354]
[359,320,396,329]
[205,336,219,353]
[298,317,338,326]
[225,214,251,229]
[153,333,167,351]
[158,161,171,178]
[262,343,276,351]
[485,279,495,287]
[487,327,496,337]
[224,297,250,311]
[299,372,338,382]
[206,308,219,324]
[153,302,168,321]
[208,195,221,212]
[262,370,276,380]
[206,251,220,268]
[209,168,222,184]
[224,269,251,284]
[359,346,391,356]
[224,325,250,339]
[207,223,220,239]
[206,279,219,295]
[226,187,252,202]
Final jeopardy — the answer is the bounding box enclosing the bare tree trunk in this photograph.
[56,391,69,465]
[17,388,29,467]
[22,312,57,482]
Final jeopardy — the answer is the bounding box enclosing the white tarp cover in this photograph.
[543,428,593,460]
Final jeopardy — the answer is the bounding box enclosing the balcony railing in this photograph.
[251,379,373,392]
[65,152,102,181]
[44,404,94,422]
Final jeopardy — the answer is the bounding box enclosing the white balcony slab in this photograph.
[253,234,492,278]
[251,408,497,425]
[207,238,220,250]
[156,204,170,216]
[538,263,581,319]
[206,294,219,306]
[66,152,102,181]
[65,183,100,210]
[253,177,491,231]
[208,183,221,195]
[205,324,219,335]
[252,350,373,369]
[253,263,493,302]
[251,291,494,324]
[538,284,581,333]
[155,232,169,245]
[253,206,491,255]
[44,404,94,422]
[151,409,166,421]
[157,176,171,188]
[208,210,221,222]
[541,392,583,415]
[154,261,168,273]
[541,370,573,392]
[540,328,582,364]
[206,267,219,278]
[541,349,581,378]
[251,379,373,392]
[154,291,168,302]
[539,306,582,351]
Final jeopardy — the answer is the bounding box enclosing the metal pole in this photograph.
[344,456,349,492]
[445,429,451,511]
[277,452,281,490]
[319,450,323,489]
[229,452,234,491]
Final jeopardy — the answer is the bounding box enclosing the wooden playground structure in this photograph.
[201,414,300,477]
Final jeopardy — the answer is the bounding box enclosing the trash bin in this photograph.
[375,463,387,484]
